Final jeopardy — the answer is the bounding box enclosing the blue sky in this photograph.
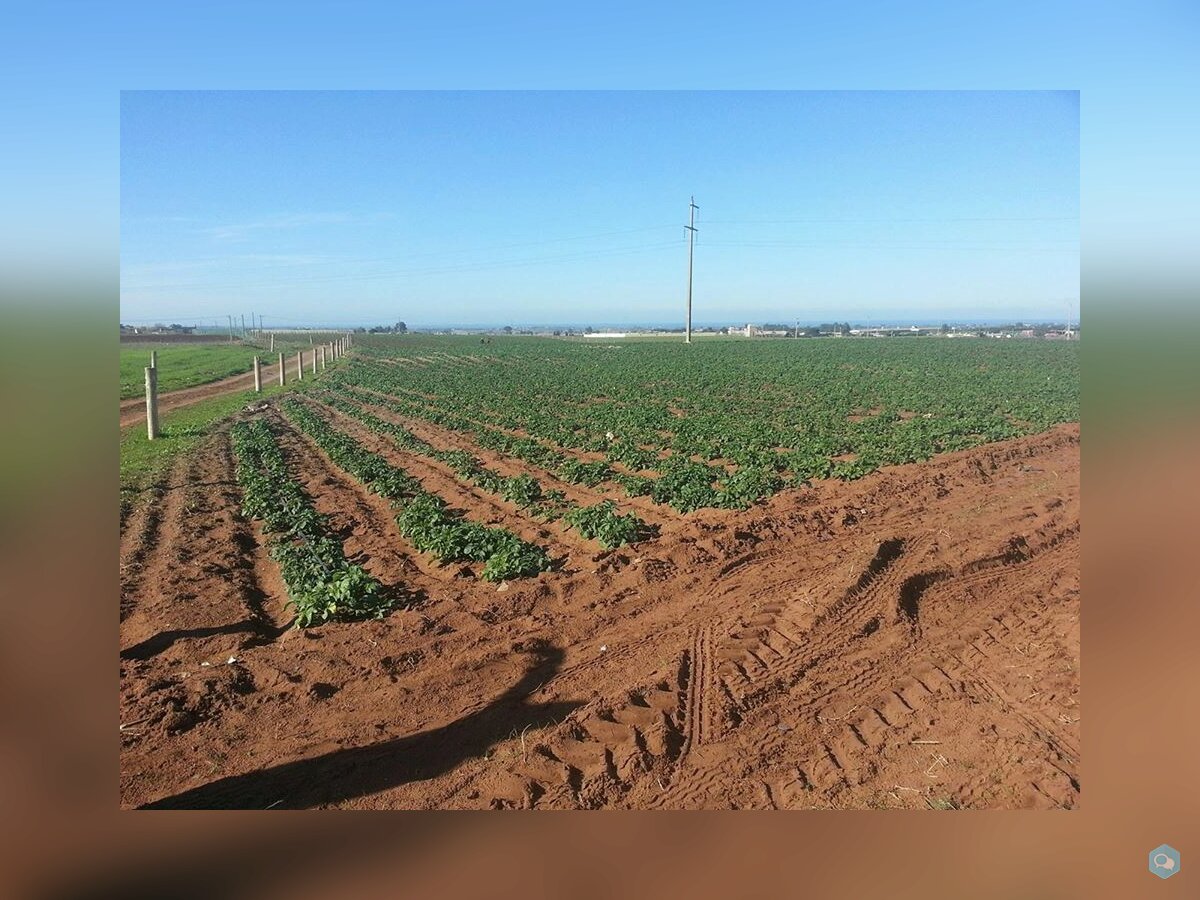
[120,91,1078,328]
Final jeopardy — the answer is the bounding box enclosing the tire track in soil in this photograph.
[465,652,695,810]
[472,606,756,809]
[679,623,720,759]
[478,534,938,809]
[726,536,930,709]
[739,528,1079,808]
[642,539,922,809]
[641,516,1079,809]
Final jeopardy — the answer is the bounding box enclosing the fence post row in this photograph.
[145,366,159,440]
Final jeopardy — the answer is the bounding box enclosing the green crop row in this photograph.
[230,418,391,628]
[313,390,649,549]
[329,379,773,513]
[338,334,1079,504]
[563,501,646,548]
[281,399,552,579]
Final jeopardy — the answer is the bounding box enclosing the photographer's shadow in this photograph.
[142,641,577,809]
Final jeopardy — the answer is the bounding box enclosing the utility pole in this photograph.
[227,315,235,343]
[684,196,698,344]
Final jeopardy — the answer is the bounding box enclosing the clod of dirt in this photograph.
[308,682,339,700]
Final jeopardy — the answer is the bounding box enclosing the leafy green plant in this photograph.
[282,399,551,581]
[715,467,783,509]
[500,473,543,508]
[333,333,1078,510]
[564,500,647,549]
[231,419,391,628]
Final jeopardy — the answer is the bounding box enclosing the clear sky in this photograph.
[120,90,1078,328]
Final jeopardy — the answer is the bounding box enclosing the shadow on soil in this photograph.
[140,641,579,809]
[119,619,293,661]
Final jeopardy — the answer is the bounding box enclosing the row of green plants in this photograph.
[281,399,551,580]
[314,390,649,548]
[231,418,391,628]
[350,335,1079,493]
[331,378,774,512]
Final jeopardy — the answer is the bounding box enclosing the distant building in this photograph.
[581,332,628,338]
[743,324,759,337]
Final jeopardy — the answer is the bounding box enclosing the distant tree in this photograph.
[552,329,562,336]
[395,321,407,333]
[940,323,950,334]
[584,326,594,334]
[502,325,514,335]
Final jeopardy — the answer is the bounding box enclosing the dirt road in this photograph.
[120,414,1079,810]
[118,357,307,429]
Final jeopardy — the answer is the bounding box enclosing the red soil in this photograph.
[120,410,1079,811]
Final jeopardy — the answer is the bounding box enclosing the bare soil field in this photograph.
[120,403,1079,810]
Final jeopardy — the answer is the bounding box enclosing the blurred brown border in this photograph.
[0,280,1194,899]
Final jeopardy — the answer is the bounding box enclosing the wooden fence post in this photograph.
[145,366,160,440]
[311,347,318,375]
[149,350,157,369]
[253,356,262,393]
[278,352,286,385]
[296,350,303,381]
[319,345,326,370]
